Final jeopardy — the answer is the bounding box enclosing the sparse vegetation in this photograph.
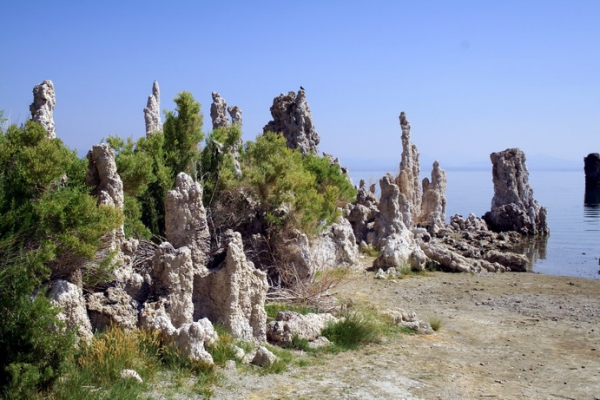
[321,311,381,351]
[428,315,443,332]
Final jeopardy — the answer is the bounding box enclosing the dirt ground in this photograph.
[211,262,600,400]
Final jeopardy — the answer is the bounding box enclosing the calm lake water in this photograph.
[350,169,600,280]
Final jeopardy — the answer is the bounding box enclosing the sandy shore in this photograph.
[212,265,600,399]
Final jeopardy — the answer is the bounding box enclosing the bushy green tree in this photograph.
[241,132,356,236]
[0,121,123,397]
[163,91,204,180]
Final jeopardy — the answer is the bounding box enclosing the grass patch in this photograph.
[207,324,244,367]
[42,325,223,400]
[360,245,380,257]
[47,326,161,400]
[428,315,443,332]
[321,311,381,351]
[264,302,319,320]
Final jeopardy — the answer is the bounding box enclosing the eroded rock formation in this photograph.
[310,217,359,270]
[30,80,56,138]
[86,287,139,331]
[372,175,426,270]
[483,148,549,235]
[263,87,320,155]
[194,230,268,341]
[347,180,379,247]
[149,243,194,327]
[227,105,242,126]
[210,92,230,130]
[86,144,124,209]
[50,280,93,341]
[395,112,421,223]
[165,173,210,273]
[144,81,162,135]
[419,161,447,234]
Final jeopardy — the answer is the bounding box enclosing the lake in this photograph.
[350,169,600,280]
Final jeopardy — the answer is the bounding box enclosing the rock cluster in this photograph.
[263,87,320,155]
[483,148,549,235]
[347,180,379,246]
[348,112,543,274]
[144,81,163,135]
[210,92,244,129]
[30,80,56,138]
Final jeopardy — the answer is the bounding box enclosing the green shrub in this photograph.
[428,315,443,332]
[241,132,356,236]
[0,121,123,397]
[321,311,380,351]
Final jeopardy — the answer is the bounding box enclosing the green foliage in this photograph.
[105,134,170,239]
[0,109,6,129]
[428,315,443,332]
[264,302,319,320]
[206,324,242,367]
[241,132,356,236]
[0,287,75,399]
[163,91,204,180]
[106,92,204,239]
[321,311,381,351]
[0,121,123,397]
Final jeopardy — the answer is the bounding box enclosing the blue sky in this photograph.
[1,0,598,171]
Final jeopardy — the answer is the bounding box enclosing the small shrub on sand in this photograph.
[428,315,443,332]
[321,311,381,351]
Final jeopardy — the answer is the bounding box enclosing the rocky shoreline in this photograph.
[22,80,563,379]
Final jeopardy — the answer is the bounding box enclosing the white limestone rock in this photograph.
[419,161,447,234]
[120,369,143,383]
[86,143,124,209]
[310,216,360,271]
[395,112,421,224]
[263,87,320,155]
[227,105,243,126]
[50,280,93,342]
[30,80,56,138]
[86,287,139,331]
[266,311,338,345]
[150,243,194,327]
[144,81,162,135]
[194,230,268,341]
[210,91,230,130]
[140,301,217,364]
[251,346,277,367]
[165,173,211,274]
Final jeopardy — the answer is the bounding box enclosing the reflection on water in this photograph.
[513,235,549,271]
[584,187,600,229]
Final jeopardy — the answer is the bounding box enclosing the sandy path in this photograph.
[212,267,600,399]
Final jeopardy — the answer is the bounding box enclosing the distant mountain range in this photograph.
[343,154,582,173]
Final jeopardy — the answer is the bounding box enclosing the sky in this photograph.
[1,0,599,171]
